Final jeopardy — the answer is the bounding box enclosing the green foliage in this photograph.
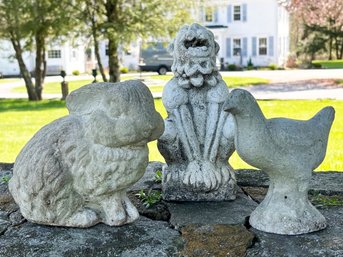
[72,70,80,76]
[289,0,343,60]
[222,77,269,87]
[12,76,269,94]
[268,64,277,70]
[1,97,343,171]
[13,80,94,94]
[81,0,193,82]
[136,189,162,208]
[296,28,328,61]
[0,0,80,100]
[247,58,254,70]
[228,64,237,71]
[1,175,10,184]
[311,193,343,207]
[154,170,162,183]
[120,67,129,74]
[312,60,343,69]
[0,78,21,84]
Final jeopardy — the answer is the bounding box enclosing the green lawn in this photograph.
[12,79,95,94]
[312,60,343,69]
[1,98,342,171]
[0,78,21,84]
[11,76,269,95]
[222,77,269,87]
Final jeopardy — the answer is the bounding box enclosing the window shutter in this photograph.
[227,5,232,23]
[226,38,231,58]
[242,37,248,57]
[242,4,247,22]
[252,37,257,56]
[268,36,274,56]
[214,8,218,22]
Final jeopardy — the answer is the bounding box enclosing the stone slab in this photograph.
[0,169,18,214]
[246,206,343,257]
[0,163,13,172]
[0,216,183,257]
[236,169,343,195]
[181,224,255,257]
[167,191,257,229]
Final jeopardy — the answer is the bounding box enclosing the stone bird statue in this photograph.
[223,88,335,235]
[9,81,164,228]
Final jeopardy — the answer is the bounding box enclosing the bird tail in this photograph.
[311,106,335,131]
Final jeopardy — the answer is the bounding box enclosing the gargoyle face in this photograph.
[170,23,219,60]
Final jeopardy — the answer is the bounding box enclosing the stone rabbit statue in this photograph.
[9,81,164,227]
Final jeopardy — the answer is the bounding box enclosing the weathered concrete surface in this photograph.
[0,217,183,257]
[168,191,257,229]
[1,163,343,256]
[246,206,343,257]
[9,81,164,228]
[158,23,236,201]
[237,169,343,196]
[181,224,255,257]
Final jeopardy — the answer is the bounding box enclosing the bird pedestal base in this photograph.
[249,177,327,235]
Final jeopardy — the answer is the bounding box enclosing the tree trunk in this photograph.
[91,20,107,82]
[106,0,120,82]
[335,37,343,60]
[108,38,120,82]
[42,45,47,84]
[329,37,333,60]
[10,37,38,101]
[35,33,45,100]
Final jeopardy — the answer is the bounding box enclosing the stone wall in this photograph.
[1,162,342,257]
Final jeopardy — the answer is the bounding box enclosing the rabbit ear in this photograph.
[66,83,103,115]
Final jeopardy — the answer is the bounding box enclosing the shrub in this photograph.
[72,70,80,76]
[228,64,237,71]
[312,62,322,69]
[268,64,277,70]
[247,58,254,70]
[120,67,129,74]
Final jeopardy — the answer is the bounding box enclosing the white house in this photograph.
[0,0,290,76]
[44,40,87,75]
[197,0,290,67]
[0,39,87,76]
[112,0,290,69]
[0,40,35,76]
[99,41,141,71]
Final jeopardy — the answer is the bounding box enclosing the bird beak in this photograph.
[223,100,232,112]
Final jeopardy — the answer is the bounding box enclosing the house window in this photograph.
[48,50,61,59]
[233,39,241,56]
[259,38,267,55]
[205,7,213,22]
[105,45,109,56]
[233,5,241,21]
